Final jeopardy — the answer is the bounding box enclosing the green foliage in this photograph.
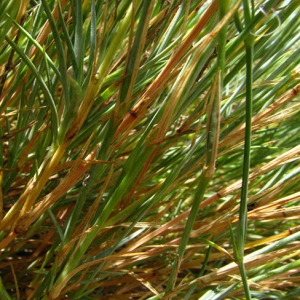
[0,0,299,299]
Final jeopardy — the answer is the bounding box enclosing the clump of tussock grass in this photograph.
[0,0,299,299]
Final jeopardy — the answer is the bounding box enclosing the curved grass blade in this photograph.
[4,36,59,144]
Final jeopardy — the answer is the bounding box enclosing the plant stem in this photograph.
[235,1,255,299]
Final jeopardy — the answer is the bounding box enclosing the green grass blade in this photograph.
[4,36,59,144]
[41,0,70,109]
[0,277,12,300]
[119,0,155,105]
[234,1,255,299]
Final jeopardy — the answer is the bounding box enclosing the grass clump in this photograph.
[0,0,299,299]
